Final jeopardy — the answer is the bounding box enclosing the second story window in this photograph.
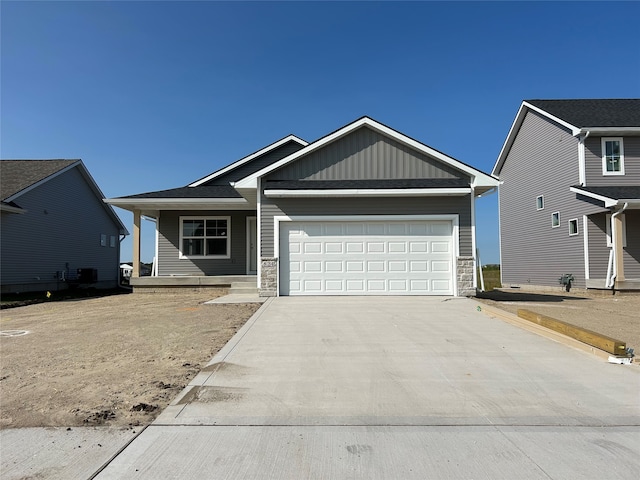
[602,137,625,175]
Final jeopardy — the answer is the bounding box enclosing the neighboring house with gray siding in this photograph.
[1,159,128,293]
[493,99,640,291]
[107,117,498,297]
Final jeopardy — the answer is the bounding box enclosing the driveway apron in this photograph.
[96,297,640,479]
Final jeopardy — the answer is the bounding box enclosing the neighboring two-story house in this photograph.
[1,159,128,293]
[492,99,640,291]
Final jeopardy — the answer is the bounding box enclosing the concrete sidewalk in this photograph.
[95,296,640,479]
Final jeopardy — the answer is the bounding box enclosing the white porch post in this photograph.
[613,213,625,284]
[133,209,141,278]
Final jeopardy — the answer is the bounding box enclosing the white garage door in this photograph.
[279,220,454,296]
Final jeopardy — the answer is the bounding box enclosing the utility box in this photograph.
[77,268,98,283]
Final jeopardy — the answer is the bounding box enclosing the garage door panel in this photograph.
[280,220,454,296]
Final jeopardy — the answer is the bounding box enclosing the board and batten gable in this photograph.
[268,126,469,181]
[584,136,640,186]
[1,166,121,292]
[498,110,605,289]
[157,210,254,276]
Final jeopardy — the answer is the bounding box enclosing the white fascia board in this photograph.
[189,135,308,187]
[264,188,472,198]
[569,187,618,207]
[493,102,580,177]
[105,197,250,211]
[236,117,498,189]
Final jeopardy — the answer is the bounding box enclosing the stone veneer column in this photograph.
[259,257,278,297]
[456,256,476,296]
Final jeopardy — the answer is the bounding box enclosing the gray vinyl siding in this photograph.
[588,211,640,280]
[585,136,640,185]
[269,126,468,181]
[157,210,254,275]
[205,141,306,185]
[498,111,604,289]
[1,167,121,292]
[586,214,610,279]
[260,196,473,257]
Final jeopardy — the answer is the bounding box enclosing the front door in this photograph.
[247,217,258,274]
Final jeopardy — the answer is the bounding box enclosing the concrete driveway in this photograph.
[97,297,639,479]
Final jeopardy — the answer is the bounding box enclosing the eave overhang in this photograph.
[104,197,252,218]
[570,186,640,209]
[0,202,27,214]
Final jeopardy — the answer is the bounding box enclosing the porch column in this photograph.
[133,209,141,278]
[613,213,625,284]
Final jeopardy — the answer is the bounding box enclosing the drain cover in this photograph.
[0,330,30,337]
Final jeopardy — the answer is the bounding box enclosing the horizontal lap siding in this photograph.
[623,210,640,278]
[499,111,603,289]
[1,167,121,289]
[587,214,610,279]
[585,136,640,185]
[269,126,467,181]
[261,196,473,257]
[158,210,254,275]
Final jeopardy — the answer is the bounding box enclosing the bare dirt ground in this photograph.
[0,291,259,429]
[476,288,640,353]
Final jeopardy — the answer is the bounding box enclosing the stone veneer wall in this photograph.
[259,257,278,297]
[456,256,476,296]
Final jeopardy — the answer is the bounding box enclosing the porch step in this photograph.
[229,282,259,295]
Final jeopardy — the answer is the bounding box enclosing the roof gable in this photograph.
[494,99,640,177]
[189,135,307,187]
[266,125,465,181]
[235,117,498,190]
[0,159,128,234]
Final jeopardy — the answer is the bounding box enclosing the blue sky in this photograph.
[2,1,639,264]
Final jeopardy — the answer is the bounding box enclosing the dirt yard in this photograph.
[476,288,640,353]
[0,291,260,429]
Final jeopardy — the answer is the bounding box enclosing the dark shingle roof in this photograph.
[119,185,242,199]
[572,185,640,201]
[526,99,640,127]
[264,178,470,190]
[0,159,78,201]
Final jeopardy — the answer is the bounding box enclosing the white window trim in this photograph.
[606,213,627,247]
[536,195,544,210]
[602,137,625,176]
[552,212,560,228]
[179,216,231,259]
[568,218,579,236]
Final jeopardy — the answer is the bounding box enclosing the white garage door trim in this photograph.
[274,215,460,296]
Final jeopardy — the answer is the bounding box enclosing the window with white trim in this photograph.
[569,218,579,236]
[602,137,625,175]
[179,216,230,259]
[552,212,560,228]
[606,213,627,247]
[536,195,544,210]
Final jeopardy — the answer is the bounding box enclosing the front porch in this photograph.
[131,275,257,293]
[586,278,640,292]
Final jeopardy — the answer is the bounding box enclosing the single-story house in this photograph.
[106,117,499,296]
[1,159,128,293]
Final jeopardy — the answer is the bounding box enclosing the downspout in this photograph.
[577,130,590,186]
[606,202,629,288]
